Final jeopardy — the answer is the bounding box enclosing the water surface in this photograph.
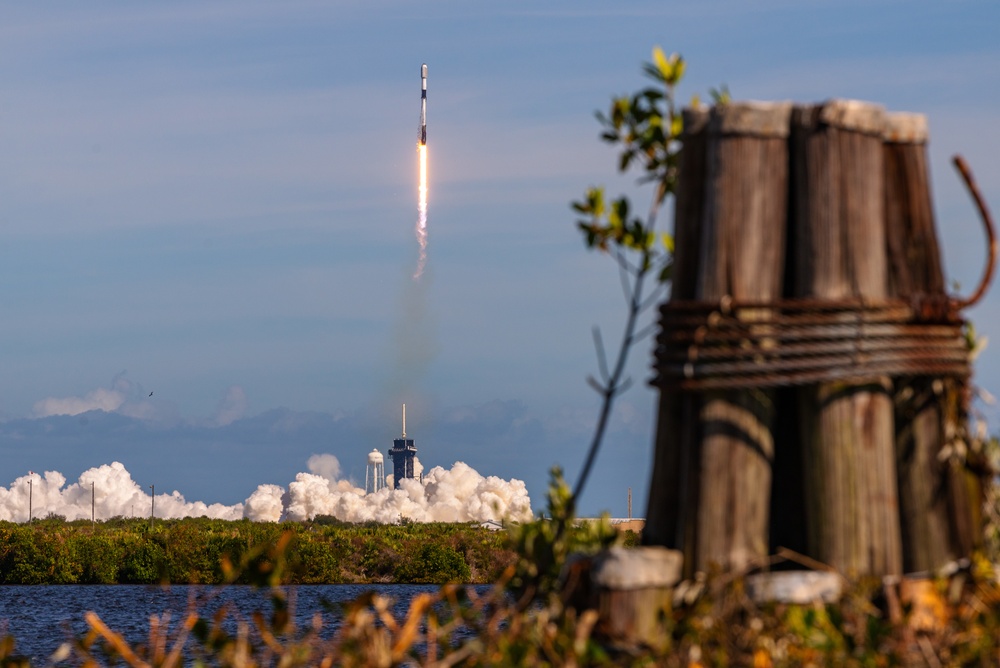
[0,584,462,663]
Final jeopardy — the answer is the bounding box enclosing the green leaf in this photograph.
[661,232,675,253]
[671,57,686,85]
[670,114,683,138]
[589,187,605,216]
[611,98,629,128]
[641,63,663,82]
[711,84,731,105]
[618,149,633,172]
[659,262,674,283]
[613,197,629,223]
[652,46,671,80]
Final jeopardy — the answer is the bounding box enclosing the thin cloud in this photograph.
[32,387,125,418]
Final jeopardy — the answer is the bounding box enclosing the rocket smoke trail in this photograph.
[414,63,428,280]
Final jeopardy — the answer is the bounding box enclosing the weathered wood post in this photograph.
[690,102,791,571]
[644,108,708,556]
[884,112,956,572]
[643,97,989,600]
[885,113,983,570]
[790,100,903,576]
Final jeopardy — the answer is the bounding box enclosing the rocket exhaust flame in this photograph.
[414,63,429,280]
[414,144,428,279]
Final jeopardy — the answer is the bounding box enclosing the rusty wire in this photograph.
[652,299,971,391]
[652,155,995,393]
[951,155,997,310]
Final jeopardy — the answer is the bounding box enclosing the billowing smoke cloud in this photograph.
[0,456,532,525]
[307,453,341,480]
[0,463,242,522]
[278,460,531,524]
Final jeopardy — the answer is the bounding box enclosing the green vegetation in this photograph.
[0,516,511,585]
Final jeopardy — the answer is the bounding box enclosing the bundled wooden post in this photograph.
[689,102,791,571]
[884,113,980,570]
[647,97,984,583]
[644,108,708,554]
[790,100,902,576]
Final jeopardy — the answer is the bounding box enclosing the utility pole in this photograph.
[92,481,96,526]
[628,487,632,520]
[27,478,32,524]
[149,484,154,528]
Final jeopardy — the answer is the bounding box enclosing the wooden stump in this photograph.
[791,100,903,577]
[589,547,683,652]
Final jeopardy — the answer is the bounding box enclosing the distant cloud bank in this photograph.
[33,387,126,418]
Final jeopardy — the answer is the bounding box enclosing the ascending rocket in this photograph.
[419,63,427,145]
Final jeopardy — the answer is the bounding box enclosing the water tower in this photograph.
[388,404,417,489]
[365,449,385,494]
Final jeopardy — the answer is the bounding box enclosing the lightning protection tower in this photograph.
[366,449,385,494]
[388,404,417,489]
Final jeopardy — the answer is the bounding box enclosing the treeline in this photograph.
[0,516,516,585]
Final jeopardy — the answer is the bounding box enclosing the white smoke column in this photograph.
[413,143,428,279]
[0,462,243,521]
[243,484,285,522]
[307,453,341,480]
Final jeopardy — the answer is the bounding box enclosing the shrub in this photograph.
[118,534,167,584]
[394,542,471,584]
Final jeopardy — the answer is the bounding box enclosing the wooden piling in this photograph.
[646,97,983,583]
[644,108,708,554]
[691,102,791,571]
[883,113,959,572]
[883,113,944,299]
[790,100,903,576]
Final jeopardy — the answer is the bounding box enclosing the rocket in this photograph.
[419,63,427,146]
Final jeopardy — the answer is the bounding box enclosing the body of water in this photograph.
[0,584,471,664]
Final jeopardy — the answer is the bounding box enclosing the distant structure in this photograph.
[388,404,417,489]
[365,449,385,494]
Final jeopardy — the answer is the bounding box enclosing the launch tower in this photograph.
[388,404,417,489]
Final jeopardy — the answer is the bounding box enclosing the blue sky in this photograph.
[1,1,999,516]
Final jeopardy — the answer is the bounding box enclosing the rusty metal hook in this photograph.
[951,155,997,310]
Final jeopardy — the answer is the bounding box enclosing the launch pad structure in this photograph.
[388,404,417,489]
[366,449,385,494]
